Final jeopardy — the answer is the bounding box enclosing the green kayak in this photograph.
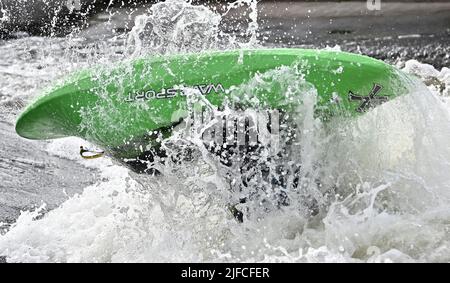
[15,48,416,167]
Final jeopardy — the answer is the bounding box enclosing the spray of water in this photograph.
[123,0,261,58]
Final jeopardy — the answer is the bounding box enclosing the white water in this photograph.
[0,0,450,262]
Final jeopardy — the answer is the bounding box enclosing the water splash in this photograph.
[125,0,259,57]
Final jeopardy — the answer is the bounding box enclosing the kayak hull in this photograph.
[16,49,417,161]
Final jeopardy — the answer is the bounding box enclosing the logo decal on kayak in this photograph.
[348,84,388,112]
[125,83,225,102]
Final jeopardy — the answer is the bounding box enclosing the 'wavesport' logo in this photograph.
[126,82,281,153]
[348,84,388,112]
[125,83,226,102]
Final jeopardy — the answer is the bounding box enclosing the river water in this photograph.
[0,0,449,263]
